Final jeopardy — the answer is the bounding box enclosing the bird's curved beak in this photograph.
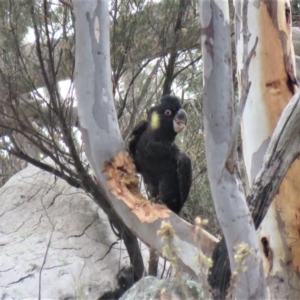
[173,108,187,133]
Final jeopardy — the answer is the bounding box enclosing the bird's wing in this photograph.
[128,120,148,156]
[128,120,148,173]
[176,151,192,208]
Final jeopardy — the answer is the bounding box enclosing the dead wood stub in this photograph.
[261,237,273,272]
[103,151,170,223]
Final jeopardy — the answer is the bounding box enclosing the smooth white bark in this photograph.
[200,0,266,298]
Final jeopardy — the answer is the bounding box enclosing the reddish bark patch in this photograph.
[103,151,170,223]
[265,80,281,89]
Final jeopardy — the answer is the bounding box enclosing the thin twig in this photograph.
[39,189,56,300]
[117,58,152,119]
[226,81,251,171]
[95,241,120,262]
[160,258,167,279]
[59,0,73,9]
[38,226,54,300]
[226,37,258,172]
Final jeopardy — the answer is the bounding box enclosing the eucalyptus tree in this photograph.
[203,0,300,298]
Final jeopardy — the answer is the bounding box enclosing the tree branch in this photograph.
[226,37,258,172]
[248,88,300,228]
[59,0,73,9]
[162,0,187,95]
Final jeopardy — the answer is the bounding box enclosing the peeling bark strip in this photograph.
[247,90,300,228]
[262,0,297,91]
[103,151,170,223]
[200,0,266,298]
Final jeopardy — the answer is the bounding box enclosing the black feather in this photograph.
[177,152,192,211]
[128,95,192,214]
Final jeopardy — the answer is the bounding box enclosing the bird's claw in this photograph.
[150,196,163,205]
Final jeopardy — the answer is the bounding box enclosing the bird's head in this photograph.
[148,95,187,140]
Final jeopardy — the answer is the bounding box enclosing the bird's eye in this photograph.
[164,110,172,116]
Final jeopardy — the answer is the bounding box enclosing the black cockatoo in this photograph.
[128,95,192,214]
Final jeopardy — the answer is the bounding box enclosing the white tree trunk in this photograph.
[200,0,266,298]
[236,0,300,297]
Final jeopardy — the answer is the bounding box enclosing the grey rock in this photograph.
[0,163,130,299]
[120,276,204,300]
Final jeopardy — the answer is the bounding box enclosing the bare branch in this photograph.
[248,89,300,228]
[38,188,55,300]
[95,241,120,262]
[226,37,258,172]
[117,58,153,119]
[122,59,162,140]
[162,0,187,95]
[59,0,73,9]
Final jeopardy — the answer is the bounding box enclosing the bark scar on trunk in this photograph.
[103,151,170,223]
[285,3,291,25]
[261,237,273,272]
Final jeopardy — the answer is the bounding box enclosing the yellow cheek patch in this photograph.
[150,111,160,130]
